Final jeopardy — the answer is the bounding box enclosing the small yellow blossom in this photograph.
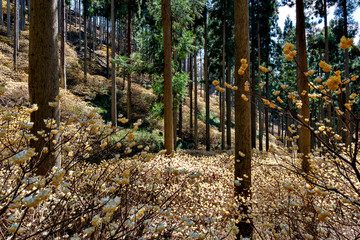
[340,36,353,49]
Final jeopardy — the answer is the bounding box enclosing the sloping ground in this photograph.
[0,10,224,150]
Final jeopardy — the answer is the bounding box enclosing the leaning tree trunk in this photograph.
[234,0,252,237]
[29,0,60,175]
[161,0,174,154]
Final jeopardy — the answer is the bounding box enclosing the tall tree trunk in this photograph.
[106,18,109,79]
[0,0,3,27]
[179,102,183,139]
[226,57,231,148]
[324,0,331,123]
[126,7,132,122]
[60,0,66,89]
[27,0,30,22]
[234,0,252,237]
[194,44,198,149]
[14,0,19,70]
[204,8,210,151]
[343,0,350,146]
[7,0,10,39]
[221,17,225,150]
[257,21,263,151]
[250,36,256,149]
[111,0,117,127]
[161,0,174,154]
[189,55,193,133]
[20,0,24,30]
[89,16,92,60]
[29,0,60,175]
[296,0,310,173]
[74,0,77,28]
[78,0,81,52]
[84,14,87,79]
[265,69,269,151]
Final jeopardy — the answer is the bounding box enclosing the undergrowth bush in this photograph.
[0,82,238,239]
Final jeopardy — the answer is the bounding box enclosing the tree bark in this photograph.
[7,0,10,39]
[0,0,3,27]
[29,0,60,175]
[194,45,198,149]
[204,8,210,151]
[84,9,88,79]
[111,0,117,127]
[106,18,109,79]
[14,0,19,70]
[226,57,231,148]
[161,0,174,154]
[189,55,193,133]
[265,69,269,151]
[60,0,66,89]
[257,21,263,151]
[343,0,351,146]
[221,17,225,150]
[234,0,252,237]
[126,7,132,122]
[78,0,81,51]
[296,0,310,173]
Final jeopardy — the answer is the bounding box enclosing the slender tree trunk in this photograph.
[126,8,132,122]
[93,15,96,52]
[60,0,66,89]
[106,18,109,79]
[296,0,310,173]
[234,0,252,237]
[20,0,24,30]
[250,37,256,149]
[111,0,117,127]
[343,0,351,146]
[89,16,92,60]
[204,8,210,151]
[324,0,331,123]
[221,17,225,150]
[226,57,231,148]
[27,0,30,22]
[194,44,198,149]
[84,14,87,79]
[0,0,3,27]
[78,0,81,51]
[179,102,183,139]
[189,55,193,133]
[265,69,269,151]
[74,0,77,28]
[257,21,263,151]
[162,0,174,154]
[29,0,60,175]
[14,0,19,70]
[7,0,10,39]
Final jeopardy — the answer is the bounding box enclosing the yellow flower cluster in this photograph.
[283,43,296,60]
[319,60,332,72]
[339,36,353,50]
[237,58,248,75]
[259,65,270,73]
[325,71,341,90]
